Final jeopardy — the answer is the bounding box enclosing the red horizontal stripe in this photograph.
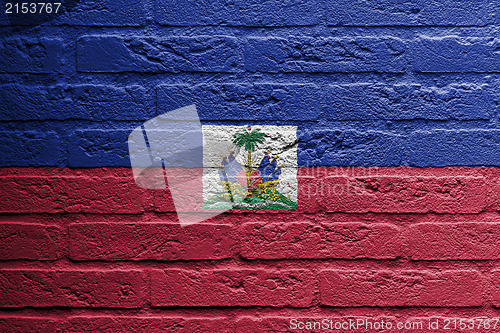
[0,167,498,215]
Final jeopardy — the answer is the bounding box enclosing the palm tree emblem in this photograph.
[233,126,267,190]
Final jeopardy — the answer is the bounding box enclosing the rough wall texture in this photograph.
[2,0,500,332]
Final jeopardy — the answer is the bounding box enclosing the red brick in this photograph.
[67,316,232,333]
[240,222,401,259]
[0,270,146,308]
[0,317,63,333]
[407,223,500,260]
[69,223,235,260]
[320,176,491,213]
[490,270,500,307]
[319,270,483,307]
[0,223,64,260]
[0,174,145,214]
[151,269,314,307]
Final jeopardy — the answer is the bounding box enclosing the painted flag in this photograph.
[2,0,500,329]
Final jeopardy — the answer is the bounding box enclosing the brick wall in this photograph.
[1,0,500,332]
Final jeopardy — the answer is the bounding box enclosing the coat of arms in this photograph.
[203,125,298,210]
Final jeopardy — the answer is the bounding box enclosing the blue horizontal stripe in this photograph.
[2,124,500,167]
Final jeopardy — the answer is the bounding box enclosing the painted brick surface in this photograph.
[77,36,242,73]
[320,176,491,213]
[240,222,401,259]
[319,270,484,307]
[245,37,406,73]
[156,0,320,26]
[0,223,64,260]
[0,131,61,167]
[56,0,147,26]
[158,83,322,121]
[69,223,235,260]
[151,269,314,307]
[407,223,500,260]
[299,130,406,166]
[0,38,65,73]
[0,317,63,333]
[325,83,493,120]
[0,270,146,308]
[159,83,493,122]
[69,130,131,167]
[2,0,500,329]
[409,130,500,166]
[0,84,150,121]
[327,0,490,26]
[0,171,145,214]
[411,37,500,73]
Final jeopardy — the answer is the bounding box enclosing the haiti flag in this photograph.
[2,0,500,330]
